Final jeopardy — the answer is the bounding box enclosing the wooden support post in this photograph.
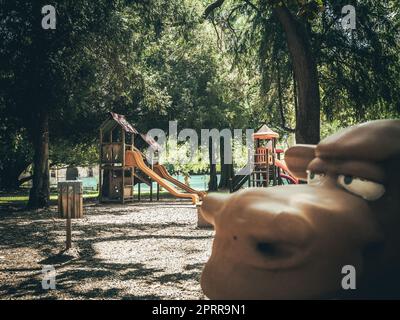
[272,139,277,186]
[138,182,141,202]
[253,147,257,187]
[150,180,153,202]
[121,129,126,204]
[99,128,103,202]
[66,185,72,250]
[133,168,136,202]
[99,167,102,202]
[157,183,160,201]
[108,169,112,202]
[66,217,72,250]
[131,136,135,203]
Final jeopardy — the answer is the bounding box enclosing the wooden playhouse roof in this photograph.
[253,124,279,140]
[100,112,161,151]
[111,112,138,134]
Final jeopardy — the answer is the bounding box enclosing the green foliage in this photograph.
[50,142,98,168]
[320,119,346,140]
[1,0,399,190]
[156,138,209,175]
[137,6,253,132]
[0,116,32,189]
[316,1,400,123]
[204,0,400,134]
[1,0,255,179]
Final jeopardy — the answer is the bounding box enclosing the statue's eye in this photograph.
[307,171,326,185]
[343,175,353,185]
[337,175,385,201]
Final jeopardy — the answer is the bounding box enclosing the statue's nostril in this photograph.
[256,242,294,259]
[256,242,277,257]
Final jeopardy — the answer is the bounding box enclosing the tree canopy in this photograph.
[0,0,399,205]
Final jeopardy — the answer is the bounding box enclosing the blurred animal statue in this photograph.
[201,120,400,299]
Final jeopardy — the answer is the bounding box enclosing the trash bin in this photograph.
[58,181,83,219]
[58,181,83,250]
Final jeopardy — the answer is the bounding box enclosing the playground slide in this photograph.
[231,160,298,192]
[129,151,200,204]
[134,171,152,186]
[275,159,299,184]
[231,172,250,192]
[153,164,206,200]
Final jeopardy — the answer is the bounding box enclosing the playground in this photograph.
[0,201,212,299]
[0,112,299,300]
[1,1,399,302]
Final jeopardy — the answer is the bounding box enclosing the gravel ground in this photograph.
[0,201,214,300]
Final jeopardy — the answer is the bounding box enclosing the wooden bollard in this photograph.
[58,181,84,250]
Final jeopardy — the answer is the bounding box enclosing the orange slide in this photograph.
[126,150,200,204]
[153,164,206,200]
[275,159,299,184]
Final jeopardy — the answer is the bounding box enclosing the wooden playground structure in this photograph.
[230,125,298,192]
[98,113,297,205]
[99,112,140,203]
[99,112,203,204]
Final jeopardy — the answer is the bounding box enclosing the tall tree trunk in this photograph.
[28,112,50,209]
[277,59,295,133]
[293,70,298,119]
[203,0,320,143]
[218,135,233,190]
[208,137,218,191]
[273,5,321,144]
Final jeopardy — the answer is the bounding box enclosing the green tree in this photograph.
[0,114,32,189]
[0,1,143,207]
[204,0,323,143]
[202,0,400,143]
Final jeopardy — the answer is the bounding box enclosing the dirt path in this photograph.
[0,201,214,300]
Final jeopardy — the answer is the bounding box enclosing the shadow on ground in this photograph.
[0,203,213,299]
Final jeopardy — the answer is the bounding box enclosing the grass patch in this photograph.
[0,190,99,206]
[0,189,190,206]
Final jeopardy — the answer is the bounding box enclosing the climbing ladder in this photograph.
[249,147,278,187]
